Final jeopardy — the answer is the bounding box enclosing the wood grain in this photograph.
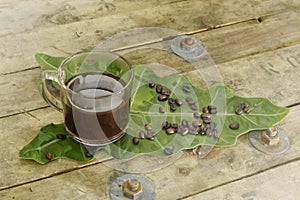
[1,1,300,199]
[1,105,299,199]
[1,1,300,74]
[1,40,299,118]
[184,160,300,200]
[0,42,299,190]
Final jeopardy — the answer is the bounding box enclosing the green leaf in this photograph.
[22,53,289,163]
[19,124,95,164]
[35,53,65,71]
[110,65,289,159]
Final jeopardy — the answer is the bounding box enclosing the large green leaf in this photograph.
[19,124,94,164]
[35,53,66,71]
[110,65,289,159]
[19,53,289,163]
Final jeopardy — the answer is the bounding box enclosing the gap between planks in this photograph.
[1,103,299,192]
[179,156,300,200]
[0,15,266,77]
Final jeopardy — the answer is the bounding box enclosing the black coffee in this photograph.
[63,72,129,145]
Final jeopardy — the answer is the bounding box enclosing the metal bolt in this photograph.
[110,174,155,200]
[180,37,196,51]
[123,179,143,200]
[171,35,205,62]
[261,126,280,146]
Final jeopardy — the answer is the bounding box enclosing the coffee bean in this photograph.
[190,104,197,111]
[181,119,188,127]
[214,130,221,139]
[171,123,179,130]
[207,105,215,110]
[146,133,155,140]
[158,94,168,101]
[56,134,66,139]
[185,97,196,105]
[189,128,199,135]
[202,107,209,113]
[161,89,171,96]
[166,128,176,135]
[159,106,165,113]
[206,127,212,136]
[200,127,207,135]
[144,124,152,131]
[244,107,251,113]
[229,122,240,130]
[210,122,217,130]
[192,121,202,128]
[149,82,155,88]
[201,113,212,124]
[147,130,155,136]
[235,107,243,115]
[203,118,212,124]
[46,152,54,160]
[170,103,176,111]
[175,98,183,106]
[164,147,173,155]
[243,102,249,108]
[209,107,217,114]
[178,127,189,136]
[193,112,201,118]
[197,127,203,134]
[132,137,139,145]
[168,98,175,104]
[139,131,146,139]
[162,121,170,129]
[156,84,163,93]
[235,103,244,115]
[208,105,217,114]
[182,85,191,93]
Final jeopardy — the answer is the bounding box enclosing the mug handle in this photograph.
[40,70,63,112]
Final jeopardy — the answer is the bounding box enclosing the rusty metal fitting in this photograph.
[261,127,280,146]
[180,37,196,51]
[122,179,143,200]
[110,174,155,200]
[171,35,204,62]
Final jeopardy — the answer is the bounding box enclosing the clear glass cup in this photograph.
[41,51,133,146]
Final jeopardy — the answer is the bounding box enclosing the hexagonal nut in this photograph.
[122,179,143,200]
[261,130,279,146]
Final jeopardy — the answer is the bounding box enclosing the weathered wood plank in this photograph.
[184,160,300,200]
[0,42,300,190]
[1,105,299,199]
[1,39,299,118]
[0,0,185,36]
[2,1,300,74]
[0,107,111,190]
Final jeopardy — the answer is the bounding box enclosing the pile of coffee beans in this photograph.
[132,123,156,145]
[159,104,220,138]
[161,118,220,139]
[132,83,224,146]
[235,102,251,115]
[149,82,186,112]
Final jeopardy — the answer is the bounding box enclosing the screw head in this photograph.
[180,37,196,51]
[171,35,205,62]
[123,179,143,200]
[261,127,280,146]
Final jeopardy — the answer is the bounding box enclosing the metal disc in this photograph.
[170,35,205,62]
[248,128,290,155]
[110,174,155,200]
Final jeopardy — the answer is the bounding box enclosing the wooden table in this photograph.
[1,0,300,199]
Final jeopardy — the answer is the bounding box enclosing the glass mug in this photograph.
[41,51,133,146]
